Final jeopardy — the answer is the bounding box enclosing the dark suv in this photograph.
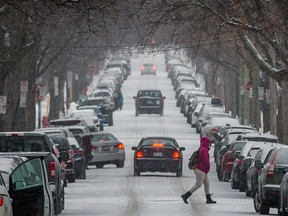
[133,89,165,116]
[0,132,65,215]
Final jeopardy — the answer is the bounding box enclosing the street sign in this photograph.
[0,96,7,114]
[21,81,28,92]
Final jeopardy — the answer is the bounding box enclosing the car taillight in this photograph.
[136,97,140,104]
[0,195,3,206]
[136,150,143,158]
[114,143,124,149]
[237,159,242,167]
[226,153,235,162]
[140,65,144,71]
[153,65,157,70]
[92,146,98,151]
[267,164,275,177]
[152,143,164,147]
[172,150,180,158]
[50,161,56,177]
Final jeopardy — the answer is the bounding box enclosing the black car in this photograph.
[131,136,185,177]
[133,89,165,116]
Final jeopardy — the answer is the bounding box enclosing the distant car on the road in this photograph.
[131,136,185,177]
[133,89,165,116]
[140,63,157,75]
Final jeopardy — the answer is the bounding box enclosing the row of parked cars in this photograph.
[213,123,288,215]
[166,54,288,215]
[0,56,131,216]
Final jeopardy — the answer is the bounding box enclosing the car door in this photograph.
[9,158,53,216]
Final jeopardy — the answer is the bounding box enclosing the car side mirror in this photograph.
[254,160,263,169]
[194,112,199,117]
[133,96,136,99]
[163,96,166,99]
[180,147,185,151]
[198,118,203,123]
[131,146,137,150]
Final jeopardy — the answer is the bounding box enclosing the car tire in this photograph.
[134,169,140,176]
[254,189,270,214]
[176,169,182,177]
[223,170,229,182]
[67,174,76,183]
[79,168,86,179]
[116,160,124,168]
[54,196,60,215]
[59,188,65,213]
[245,185,251,197]
[96,163,104,168]
[160,110,163,116]
[135,109,139,116]
[108,113,113,126]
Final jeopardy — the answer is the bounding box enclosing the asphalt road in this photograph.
[62,53,276,216]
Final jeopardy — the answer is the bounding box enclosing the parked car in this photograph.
[78,97,114,126]
[131,136,185,177]
[133,89,165,116]
[1,157,54,216]
[254,146,288,214]
[279,170,288,216]
[246,143,284,198]
[68,137,86,179]
[89,131,125,168]
[0,132,64,215]
[67,109,99,132]
[229,141,266,190]
[200,116,239,142]
[0,171,12,216]
[35,128,76,183]
[218,141,246,182]
[235,132,279,143]
[140,63,157,75]
[76,105,104,130]
[0,155,27,216]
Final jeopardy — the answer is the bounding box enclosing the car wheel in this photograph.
[245,185,251,197]
[54,196,60,215]
[176,169,182,177]
[67,174,76,183]
[116,160,124,168]
[222,170,229,182]
[254,189,270,214]
[134,169,140,176]
[96,163,104,168]
[135,109,139,116]
[59,188,65,213]
[217,169,223,181]
[109,113,113,126]
[160,110,163,116]
[79,167,86,179]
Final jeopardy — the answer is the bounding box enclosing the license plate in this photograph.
[102,146,110,151]
[153,152,162,157]
[147,100,154,105]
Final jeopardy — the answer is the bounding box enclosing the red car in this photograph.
[220,141,246,182]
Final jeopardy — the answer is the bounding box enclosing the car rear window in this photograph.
[91,133,117,142]
[276,149,288,164]
[139,138,177,147]
[138,91,161,97]
[0,136,48,152]
[46,134,70,151]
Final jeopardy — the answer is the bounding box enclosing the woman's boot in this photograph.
[206,194,216,204]
[181,191,192,204]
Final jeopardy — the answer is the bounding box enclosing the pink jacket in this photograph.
[196,137,211,174]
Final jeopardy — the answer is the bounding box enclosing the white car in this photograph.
[67,110,99,132]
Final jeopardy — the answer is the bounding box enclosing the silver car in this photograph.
[89,132,125,168]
